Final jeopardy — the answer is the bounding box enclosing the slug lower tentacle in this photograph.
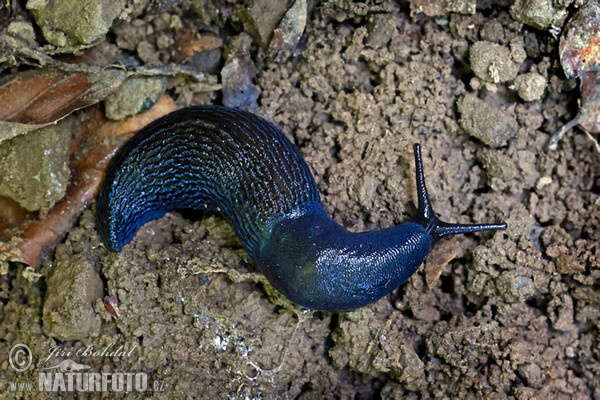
[97,105,506,311]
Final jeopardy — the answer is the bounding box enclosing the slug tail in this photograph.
[411,143,507,244]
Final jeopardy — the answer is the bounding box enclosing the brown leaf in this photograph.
[175,32,223,63]
[578,70,600,134]
[551,3,600,148]
[0,69,126,125]
[424,237,463,289]
[0,197,35,234]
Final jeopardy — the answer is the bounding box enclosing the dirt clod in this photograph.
[42,253,104,340]
[469,41,520,83]
[104,76,167,120]
[0,125,70,213]
[27,0,124,46]
[458,92,518,147]
[509,0,569,30]
[513,72,547,101]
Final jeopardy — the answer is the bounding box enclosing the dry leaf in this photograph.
[424,237,462,289]
[175,32,223,63]
[0,69,126,126]
[551,2,600,150]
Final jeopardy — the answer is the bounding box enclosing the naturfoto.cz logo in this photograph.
[8,343,163,393]
[37,371,148,392]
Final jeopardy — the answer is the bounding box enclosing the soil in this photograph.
[1,0,599,399]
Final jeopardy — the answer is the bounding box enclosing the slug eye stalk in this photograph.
[411,143,507,245]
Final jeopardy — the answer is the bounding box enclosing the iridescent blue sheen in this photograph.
[96,105,506,311]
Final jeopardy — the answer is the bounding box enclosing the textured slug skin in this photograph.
[97,105,505,311]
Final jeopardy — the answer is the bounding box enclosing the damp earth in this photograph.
[0,0,599,398]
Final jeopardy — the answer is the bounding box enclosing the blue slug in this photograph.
[97,105,506,311]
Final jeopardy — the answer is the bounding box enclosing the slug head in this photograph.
[254,145,507,311]
[410,144,507,244]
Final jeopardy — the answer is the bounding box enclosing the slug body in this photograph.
[97,106,506,311]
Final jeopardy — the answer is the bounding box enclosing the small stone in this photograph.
[43,254,104,340]
[479,20,504,42]
[113,18,146,51]
[565,347,575,358]
[536,176,552,189]
[0,126,70,213]
[470,41,520,83]
[517,363,543,388]
[495,271,534,303]
[156,33,174,50]
[510,0,569,31]
[458,93,519,147]
[221,58,260,114]
[104,76,167,120]
[477,148,517,190]
[237,0,294,47]
[510,40,528,64]
[137,40,160,64]
[548,293,576,332]
[222,34,260,113]
[408,0,445,16]
[469,77,482,91]
[513,72,547,101]
[192,48,222,74]
[555,254,585,275]
[267,0,308,62]
[445,0,476,14]
[408,0,475,16]
[27,0,124,46]
[6,21,36,43]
